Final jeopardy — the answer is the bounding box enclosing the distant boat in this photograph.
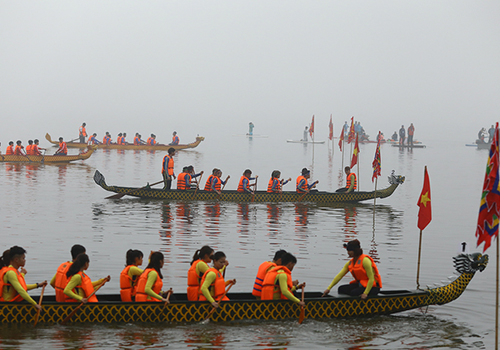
[391,144,426,149]
[286,140,325,144]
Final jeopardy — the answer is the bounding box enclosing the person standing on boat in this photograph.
[187,246,214,301]
[49,244,86,302]
[79,123,87,143]
[407,123,415,146]
[343,121,349,137]
[296,168,318,193]
[323,239,382,299]
[489,125,495,143]
[0,246,47,309]
[199,251,235,308]
[135,251,171,303]
[162,148,176,190]
[88,133,100,145]
[32,139,46,155]
[252,249,287,299]
[120,249,144,302]
[237,169,258,193]
[14,140,26,155]
[261,252,305,306]
[398,125,406,145]
[248,122,255,136]
[169,131,179,145]
[267,170,291,193]
[5,141,14,155]
[302,126,308,142]
[64,254,110,303]
[54,137,67,155]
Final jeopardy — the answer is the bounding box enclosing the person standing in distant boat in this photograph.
[343,121,349,137]
[302,126,308,142]
[477,128,486,143]
[399,125,406,145]
[248,122,255,136]
[79,123,87,143]
[488,125,495,143]
[162,148,176,190]
[407,123,415,146]
[169,131,179,145]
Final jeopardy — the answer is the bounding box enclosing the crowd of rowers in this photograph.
[0,240,382,309]
[161,148,358,193]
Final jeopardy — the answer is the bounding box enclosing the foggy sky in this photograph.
[1,1,499,144]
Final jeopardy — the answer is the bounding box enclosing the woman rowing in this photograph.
[199,251,236,308]
[237,169,258,193]
[63,253,110,303]
[252,249,287,299]
[135,251,171,303]
[120,249,144,302]
[204,169,229,194]
[323,239,382,299]
[187,246,214,301]
[267,170,291,193]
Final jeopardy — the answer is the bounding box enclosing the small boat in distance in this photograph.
[286,140,325,144]
[0,146,96,163]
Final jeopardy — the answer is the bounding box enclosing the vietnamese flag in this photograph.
[309,115,315,138]
[350,133,359,168]
[328,115,333,141]
[347,117,355,144]
[338,128,344,151]
[417,166,432,230]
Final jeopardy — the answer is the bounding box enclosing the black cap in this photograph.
[301,168,310,175]
[344,240,360,251]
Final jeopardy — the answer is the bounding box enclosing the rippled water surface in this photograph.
[0,136,495,349]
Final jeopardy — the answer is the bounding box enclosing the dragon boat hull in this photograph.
[45,133,204,151]
[93,170,405,203]
[0,252,486,324]
[0,147,95,163]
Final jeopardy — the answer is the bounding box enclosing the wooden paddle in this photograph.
[192,173,203,200]
[217,176,230,200]
[162,288,173,310]
[106,180,164,199]
[299,286,305,324]
[33,284,46,326]
[60,280,107,325]
[204,281,235,322]
[297,181,318,202]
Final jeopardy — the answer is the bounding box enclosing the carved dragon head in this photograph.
[388,170,405,185]
[453,252,489,274]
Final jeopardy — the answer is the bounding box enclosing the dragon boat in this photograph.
[93,170,405,203]
[45,133,204,151]
[0,146,96,164]
[0,253,487,324]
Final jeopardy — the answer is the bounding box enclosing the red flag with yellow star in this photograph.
[417,166,432,230]
[350,133,359,168]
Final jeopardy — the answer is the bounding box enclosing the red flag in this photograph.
[476,122,500,252]
[350,133,359,168]
[347,117,355,144]
[309,115,315,138]
[338,128,344,151]
[372,131,382,182]
[328,115,333,141]
[417,166,432,230]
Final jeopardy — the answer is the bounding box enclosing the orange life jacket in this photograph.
[54,261,72,302]
[103,136,111,145]
[252,261,276,297]
[6,145,14,155]
[204,175,215,191]
[296,176,308,193]
[162,155,174,175]
[199,268,229,301]
[348,254,382,288]
[187,260,209,301]
[25,144,33,155]
[79,126,87,137]
[57,142,67,154]
[0,267,28,302]
[134,137,140,145]
[64,271,99,303]
[267,178,281,193]
[177,172,190,190]
[14,145,23,155]
[261,266,293,300]
[32,145,42,155]
[172,135,179,144]
[120,265,140,302]
[135,268,163,302]
[237,176,250,192]
[346,173,357,190]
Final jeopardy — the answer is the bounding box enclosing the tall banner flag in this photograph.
[350,133,359,168]
[347,117,355,144]
[328,115,333,141]
[417,166,432,230]
[338,128,344,151]
[372,131,382,182]
[309,115,315,138]
[476,122,500,252]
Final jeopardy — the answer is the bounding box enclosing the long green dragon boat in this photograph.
[93,170,405,203]
[0,253,487,324]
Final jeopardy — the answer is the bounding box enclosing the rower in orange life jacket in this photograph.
[88,133,100,145]
[79,123,87,143]
[169,131,179,145]
[261,252,305,307]
[344,166,357,193]
[63,253,110,303]
[187,246,214,301]
[323,239,382,300]
[296,168,319,193]
[177,165,204,190]
[267,170,292,193]
[199,251,236,309]
[252,249,287,299]
[0,246,47,309]
[14,141,26,155]
[49,244,86,302]
[147,134,157,146]
[5,141,14,155]
[32,139,45,155]
[237,169,258,193]
[205,169,230,194]
[120,249,144,302]
[103,132,111,145]
[133,133,144,145]
[135,251,171,303]
[116,133,123,145]
[26,140,34,155]
[54,137,67,155]
[162,148,176,190]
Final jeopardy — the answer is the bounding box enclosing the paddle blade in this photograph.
[105,193,126,200]
[299,307,305,324]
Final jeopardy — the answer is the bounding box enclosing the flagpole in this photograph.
[416,228,423,290]
[342,138,345,180]
[373,177,378,223]
[357,148,360,192]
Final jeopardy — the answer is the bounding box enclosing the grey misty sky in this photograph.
[1,1,499,144]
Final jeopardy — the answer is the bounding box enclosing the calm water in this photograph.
[0,135,495,349]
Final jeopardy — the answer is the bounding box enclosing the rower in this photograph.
[252,249,287,299]
[63,253,110,303]
[205,169,229,194]
[237,169,258,193]
[5,141,14,155]
[26,140,34,155]
[122,133,127,145]
[117,133,123,145]
[120,249,144,302]
[14,140,26,155]
[79,123,87,143]
[267,170,291,193]
[296,168,318,193]
[135,251,171,303]
[32,139,46,155]
[169,131,179,145]
[49,244,86,302]
[323,239,382,299]
[261,252,305,306]
[336,166,357,193]
[147,134,157,146]
[0,246,47,310]
[103,132,111,145]
[88,133,100,145]
[54,137,67,155]
[187,246,214,301]
[162,148,176,190]
[199,251,236,308]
